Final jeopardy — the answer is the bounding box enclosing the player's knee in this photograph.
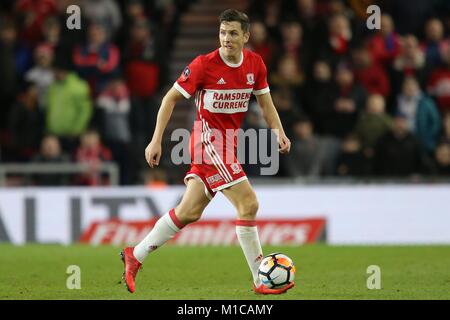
[238,198,259,220]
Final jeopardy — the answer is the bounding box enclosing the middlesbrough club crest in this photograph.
[246,73,254,85]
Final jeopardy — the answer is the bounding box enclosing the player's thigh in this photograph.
[221,179,259,218]
[175,178,211,218]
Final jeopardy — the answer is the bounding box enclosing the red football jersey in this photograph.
[174,48,270,196]
[174,48,270,132]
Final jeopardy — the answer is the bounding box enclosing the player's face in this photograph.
[219,21,249,56]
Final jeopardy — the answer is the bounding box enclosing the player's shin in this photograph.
[235,220,264,286]
[133,208,185,263]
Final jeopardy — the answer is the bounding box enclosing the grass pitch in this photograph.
[0,244,449,300]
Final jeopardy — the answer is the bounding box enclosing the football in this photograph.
[258,253,296,289]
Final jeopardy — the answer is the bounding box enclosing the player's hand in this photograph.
[278,134,291,154]
[145,141,162,168]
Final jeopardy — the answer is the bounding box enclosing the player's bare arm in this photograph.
[145,87,184,168]
[256,92,291,154]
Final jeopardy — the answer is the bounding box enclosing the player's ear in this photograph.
[243,31,250,43]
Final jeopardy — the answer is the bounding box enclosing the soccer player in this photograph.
[120,9,293,295]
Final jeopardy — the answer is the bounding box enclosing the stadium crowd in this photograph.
[0,0,450,186]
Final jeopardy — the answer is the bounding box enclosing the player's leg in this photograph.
[133,177,211,262]
[221,179,294,294]
[121,178,210,293]
[221,179,262,286]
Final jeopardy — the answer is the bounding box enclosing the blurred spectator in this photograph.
[434,143,450,175]
[327,0,352,16]
[41,16,61,48]
[351,45,390,97]
[126,0,147,21]
[327,0,362,43]
[46,57,92,150]
[284,116,326,177]
[396,76,441,153]
[391,35,428,93]
[73,21,120,96]
[319,136,342,176]
[14,0,57,47]
[367,14,401,66]
[96,77,133,184]
[440,113,450,144]
[155,0,182,45]
[0,18,31,128]
[421,18,449,68]
[96,78,131,145]
[269,55,304,106]
[25,43,54,108]
[374,113,432,177]
[0,17,32,75]
[270,87,302,139]
[354,94,393,158]
[278,21,310,70]
[116,0,147,50]
[81,0,122,39]
[318,13,353,68]
[123,18,164,170]
[293,0,318,20]
[301,60,335,134]
[247,21,275,69]
[124,18,163,97]
[427,46,450,114]
[31,135,70,185]
[388,0,436,36]
[326,65,367,138]
[292,0,327,52]
[75,129,112,186]
[8,81,43,161]
[248,0,283,40]
[336,134,370,177]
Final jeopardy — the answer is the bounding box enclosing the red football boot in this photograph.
[253,282,295,295]
[120,247,142,293]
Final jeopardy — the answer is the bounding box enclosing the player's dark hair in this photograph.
[219,9,250,33]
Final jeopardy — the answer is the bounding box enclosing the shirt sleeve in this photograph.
[173,56,203,99]
[253,55,270,96]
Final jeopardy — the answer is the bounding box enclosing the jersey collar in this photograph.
[219,47,244,68]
